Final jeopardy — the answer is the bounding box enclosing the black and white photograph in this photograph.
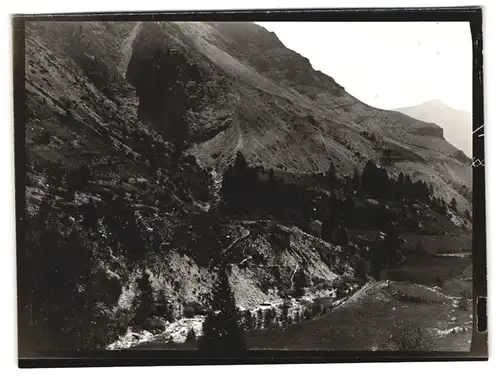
[12,8,486,367]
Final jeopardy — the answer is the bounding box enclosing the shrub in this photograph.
[294,311,301,323]
[36,130,51,145]
[458,289,472,311]
[291,269,307,298]
[154,292,174,322]
[382,323,434,351]
[110,307,133,338]
[185,328,197,343]
[457,296,470,311]
[144,316,166,334]
[465,209,472,221]
[393,291,429,304]
[184,301,207,318]
[243,310,253,331]
[460,288,473,300]
[280,300,290,325]
[353,255,369,280]
[303,308,312,320]
[132,270,155,328]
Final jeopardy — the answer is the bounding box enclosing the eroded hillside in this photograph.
[21,21,472,353]
[127,21,472,211]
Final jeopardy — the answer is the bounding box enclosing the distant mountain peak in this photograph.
[395,100,472,158]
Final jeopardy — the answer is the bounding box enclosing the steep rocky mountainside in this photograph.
[395,99,472,159]
[125,22,472,211]
[21,21,472,351]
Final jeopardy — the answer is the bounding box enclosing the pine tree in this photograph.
[133,269,155,328]
[322,190,339,242]
[66,164,92,198]
[221,151,259,213]
[343,197,355,228]
[291,269,307,298]
[465,209,472,221]
[362,160,378,197]
[304,308,312,320]
[430,197,437,211]
[186,328,197,343]
[377,200,390,230]
[451,198,458,212]
[383,148,392,163]
[263,309,272,328]
[378,167,390,200]
[352,167,361,194]
[80,200,98,230]
[243,310,253,331]
[256,308,263,330]
[280,300,290,325]
[268,168,275,183]
[312,303,320,317]
[103,197,144,265]
[198,265,247,355]
[403,175,413,202]
[395,172,405,201]
[382,228,402,269]
[354,255,369,280]
[155,292,174,322]
[294,311,301,323]
[326,162,337,190]
[335,224,349,247]
[46,160,65,191]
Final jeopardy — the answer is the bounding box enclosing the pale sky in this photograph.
[257,22,472,113]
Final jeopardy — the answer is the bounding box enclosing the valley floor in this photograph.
[120,252,472,351]
[246,253,472,351]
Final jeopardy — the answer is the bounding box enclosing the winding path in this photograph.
[222,228,250,257]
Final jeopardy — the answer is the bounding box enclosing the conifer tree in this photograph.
[382,228,402,269]
[335,224,349,247]
[133,269,155,328]
[465,209,471,221]
[256,308,263,330]
[46,160,65,191]
[280,300,290,325]
[198,265,247,355]
[294,311,301,323]
[186,328,197,343]
[361,160,378,197]
[395,172,405,201]
[155,292,174,322]
[352,167,361,194]
[403,175,413,202]
[243,310,253,331]
[451,197,458,212]
[326,162,337,190]
[291,269,307,298]
[378,167,390,200]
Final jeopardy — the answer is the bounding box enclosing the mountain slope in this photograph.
[127,22,471,211]
[395,99,472,159]
[21,21,472,352]
[22,21,363,351]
